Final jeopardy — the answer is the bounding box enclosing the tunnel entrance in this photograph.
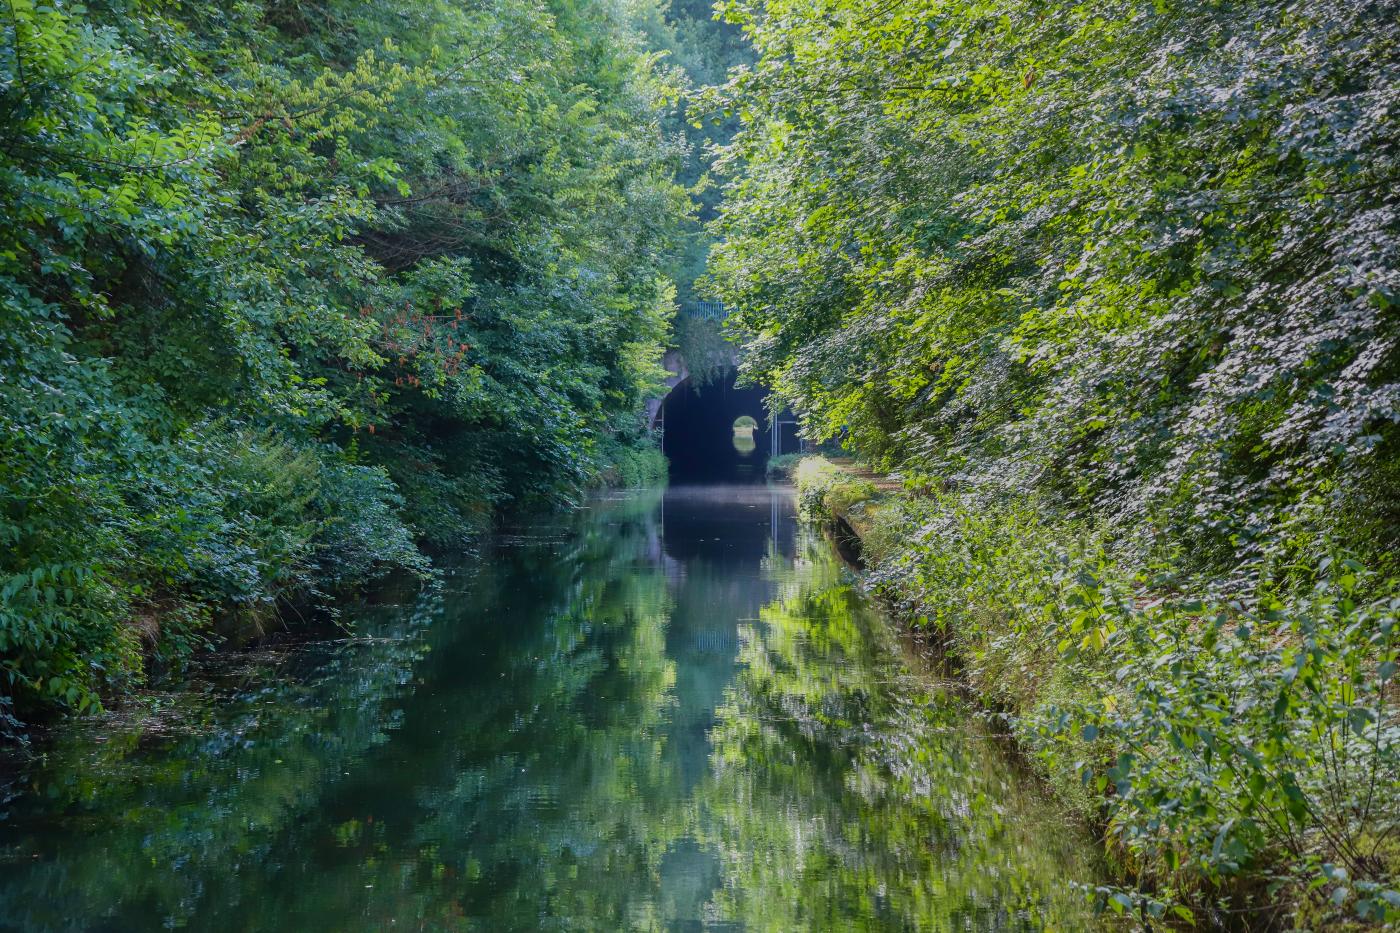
[660,369,770,482]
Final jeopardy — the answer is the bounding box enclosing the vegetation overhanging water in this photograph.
[4,0,1397,924]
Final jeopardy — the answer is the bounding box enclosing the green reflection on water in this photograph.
[0,486,1105,931]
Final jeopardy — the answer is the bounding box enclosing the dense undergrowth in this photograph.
[0,0,716,737]
[711,0,1400,925]
[796,459,1400,926]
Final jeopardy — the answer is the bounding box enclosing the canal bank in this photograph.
[784,456,1400,928]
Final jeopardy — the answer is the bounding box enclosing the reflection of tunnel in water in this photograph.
[659,484,795,796]
[661,368,770,482]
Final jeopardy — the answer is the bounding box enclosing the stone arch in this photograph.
[658,368,770,481]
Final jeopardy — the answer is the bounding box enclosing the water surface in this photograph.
[0,485,1105,931]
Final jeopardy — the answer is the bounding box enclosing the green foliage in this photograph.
[805,482,1400,923]
[790,456,878,522]
[1,0,694,731]
[595,431,670,488]
[790,456,845,519]
[673,312,732,386]
[705,0,1400,567]
[642,0,754,309]
[632,0,752,380]
[763,451,803,477]
[1040,568,1400,926]
[706,1,1400,920]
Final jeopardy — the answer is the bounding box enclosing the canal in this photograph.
[0,484,1105,931]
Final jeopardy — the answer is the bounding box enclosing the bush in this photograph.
[0,418,430,730]
[1040,570,1400,925]
[857,489,1400,924]
[313,457,429,587]
[790,457,879,522]
[597,435,669,488]
[765,452,804,478]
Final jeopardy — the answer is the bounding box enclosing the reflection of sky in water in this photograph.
[730,419,757,457]
[0,485,1106,931]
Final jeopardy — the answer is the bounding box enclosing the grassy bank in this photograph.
[790,456,1400,928]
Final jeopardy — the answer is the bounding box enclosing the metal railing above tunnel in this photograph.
[679,300,728,322]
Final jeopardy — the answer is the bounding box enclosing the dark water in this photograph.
[0,485,1105,931]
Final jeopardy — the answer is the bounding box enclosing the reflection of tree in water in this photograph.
[0,579,448,929]
[696,528,1107,930]
[0,491,1107,931]
[233,491,690,930]
[0,491,689,931]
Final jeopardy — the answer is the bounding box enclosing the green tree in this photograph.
[1,0,694,730]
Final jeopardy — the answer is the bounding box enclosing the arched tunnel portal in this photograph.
[656,367,799,482]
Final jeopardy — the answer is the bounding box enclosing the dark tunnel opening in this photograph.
[660,369,771,483]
